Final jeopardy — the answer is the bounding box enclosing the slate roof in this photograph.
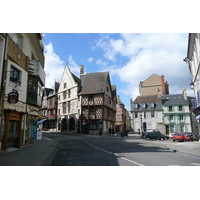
[79,72,109,95]
[162,94,189,105]
[133,95,162,103]
[131,95,163,111]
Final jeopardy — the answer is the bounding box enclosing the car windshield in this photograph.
[174,133,182,136]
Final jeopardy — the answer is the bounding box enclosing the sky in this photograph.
[43,33,192,111]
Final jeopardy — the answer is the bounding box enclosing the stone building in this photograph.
[131,95,164,133]
[115,95,129,133]
[0,33,45,150]
[139,74,169,96]
[162,90,192,135]
[57,64,81,134]
[184,33,200,140]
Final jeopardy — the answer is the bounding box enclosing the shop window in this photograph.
[89,120,100,130]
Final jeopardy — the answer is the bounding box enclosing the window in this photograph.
[170,125,175,133]
[63,102,66,114]
[179,115,184,121]
[135,112,138,118]
[151,111,155,118]
[151,102,155,108]
[64,82,67,88]
[50,98,52,105]
[142,103,146,108]
[89,108,95,118]
[13,33,23,49]
[10,65,21,85]
[144,112,146,119]
[179,105,183,111]
[134,104,138,109]
[169,106,173,112]
[169,115,173,121]
[68,101,70,113]
[68,89,71,98]
[89,120,100,130]
[107,87,109,92]
[63,91,66,99]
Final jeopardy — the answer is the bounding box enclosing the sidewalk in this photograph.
[0,137,58,166]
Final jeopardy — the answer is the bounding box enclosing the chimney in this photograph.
[80,65,84,75]
[182,88,187,100]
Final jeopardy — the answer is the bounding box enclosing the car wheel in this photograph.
[173,140,175,142]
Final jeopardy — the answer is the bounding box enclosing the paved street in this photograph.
[44,132,200,166]
[1,131,200,166]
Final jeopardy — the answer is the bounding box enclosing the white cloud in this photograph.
[88,57,94,63]
[96,59,107,66]
[44,42,65,88]
[68,55,80,76]
[95,33,192,100]
[44,43,81,88]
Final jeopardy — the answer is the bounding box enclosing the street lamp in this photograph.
[140,114,143,136]
[190,82,194,90]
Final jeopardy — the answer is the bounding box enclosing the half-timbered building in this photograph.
[79,72,117,135]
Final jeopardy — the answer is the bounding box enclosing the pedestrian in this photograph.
[138,129,140,135]
[108,127,111,136]
[99,128,102,136]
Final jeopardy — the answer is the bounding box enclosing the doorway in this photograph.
[143,122,147,132]
[7,121,20,147]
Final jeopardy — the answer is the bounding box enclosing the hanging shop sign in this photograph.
[8,92,19,104]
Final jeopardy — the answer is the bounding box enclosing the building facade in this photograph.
[139,74,169,96]
[162,91,192,134]
[79,71,117,135]
[57,64,81,134]
[0,33,45,150]
[115,95,130,133]
[184,33,200,140]
[131,95,164,133]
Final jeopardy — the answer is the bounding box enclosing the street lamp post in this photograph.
[140,113,143,137]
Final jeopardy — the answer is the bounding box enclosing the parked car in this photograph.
[169,133,174,139]
[184,132,194,141]
[172,132,185,142]
[145,132,169,140]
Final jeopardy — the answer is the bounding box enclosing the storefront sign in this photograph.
[8,92,19,104]
[37,131,42,140]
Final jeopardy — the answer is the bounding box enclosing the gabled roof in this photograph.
[162,94,189,105]
[79,72,109,95]
[48,81,60,97]
[133,95,162,104]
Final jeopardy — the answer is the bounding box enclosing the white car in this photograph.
[169,133,174,139]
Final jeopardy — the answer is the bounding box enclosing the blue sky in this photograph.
[43,33,192,111]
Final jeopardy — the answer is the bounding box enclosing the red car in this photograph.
[172,132,185,142]
[184,132,194,141]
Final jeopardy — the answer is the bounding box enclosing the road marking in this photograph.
[101,149,112,154]
[176,152,200,160]
[83,140,145,166]
[45,138,52,141]
[120,156,145,166]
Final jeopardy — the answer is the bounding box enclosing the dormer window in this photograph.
[142,103,146,108]
[134,104,138,109]
[151,102,155,108]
